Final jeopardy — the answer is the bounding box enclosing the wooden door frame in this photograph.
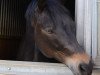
[76,0,97,60]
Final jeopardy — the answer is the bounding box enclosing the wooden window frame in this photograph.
[76,0,98,67]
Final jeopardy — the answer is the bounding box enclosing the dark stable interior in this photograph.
[0,0,75,62]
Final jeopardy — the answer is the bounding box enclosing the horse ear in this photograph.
[37,0,46,12]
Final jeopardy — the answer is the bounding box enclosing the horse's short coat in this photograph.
[17,0,93,75]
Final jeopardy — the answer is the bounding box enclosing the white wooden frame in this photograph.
[76,0,100,68]
[76,0,98,60]
[0,60,73,75]
[0,60,98,75]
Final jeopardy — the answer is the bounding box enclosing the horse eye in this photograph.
[44,27,54,34]
[47,29,54,34]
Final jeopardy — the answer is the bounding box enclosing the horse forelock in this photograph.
[25,0,72,27]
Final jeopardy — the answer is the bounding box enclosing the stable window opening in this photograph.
[0,0,75,63]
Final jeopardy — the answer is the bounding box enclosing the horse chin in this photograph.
[66,62,80,75]
[67,66,82,75]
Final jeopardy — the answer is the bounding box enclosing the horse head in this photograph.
[25,0,93,75]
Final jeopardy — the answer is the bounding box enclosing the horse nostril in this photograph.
[79,63,93,75]
[79,63,88,72]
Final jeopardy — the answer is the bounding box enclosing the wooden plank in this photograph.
[0,60,73,75]
[0,60,99,75]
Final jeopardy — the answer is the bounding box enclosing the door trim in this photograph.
[76,0,97,59]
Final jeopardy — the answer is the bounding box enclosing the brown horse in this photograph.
[17,0,93,75]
